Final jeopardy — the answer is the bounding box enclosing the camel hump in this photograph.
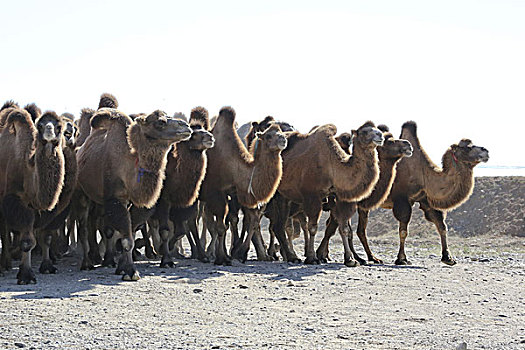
[1,100,19,111]
[190,106,210,130]
[24,103,42,122]
[7,108,33,127]
[61,112,75,121]
[173,112,187,121]
[218,106,236,125]
[91,109,130,130]
[401,121,417,137]
[313,124,337,136]
[98,93,118,109]
[377,124,389,132]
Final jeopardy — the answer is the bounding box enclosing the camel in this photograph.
[76,97,192,280]
[36,113,80,274]
[147,106,215,267]
[267,121,384,266]
[0,105,66,284]
[316,126,413,264]
[380,121,489,265]
[199,106,287,265]
[76,108,95,147]
[223,118,296,262]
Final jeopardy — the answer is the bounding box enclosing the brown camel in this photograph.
[147,106,215,267]
[36,113,80,274]
[76,108,95,147]
[199,106,287,265]
[316,127,413,264]
[267,121,384,266]
[385,121,489,265]
[76,99,192,280]
[0,105,66,284]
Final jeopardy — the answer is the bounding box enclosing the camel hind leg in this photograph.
[38,230,57,274]
[419,200,456,266]
[302,195,323,265]
[356,208,383,264]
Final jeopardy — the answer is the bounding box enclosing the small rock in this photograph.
[14,343,26,348]
[456,342,467,350]
[193,288,203,293]
[79,320,88,325]
[238,284,249,289]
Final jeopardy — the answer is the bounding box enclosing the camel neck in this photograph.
[358,156,399,210]
[333,143,380,202]
[32,142,65,211]
[424,150,475,210]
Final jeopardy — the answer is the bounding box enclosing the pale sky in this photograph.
[1,0,524,173]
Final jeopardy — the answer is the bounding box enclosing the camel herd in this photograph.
[0,94,489,284]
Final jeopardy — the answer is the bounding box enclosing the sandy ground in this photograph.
[1,233,524,350]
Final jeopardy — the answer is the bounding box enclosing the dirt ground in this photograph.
[1,232,524,350]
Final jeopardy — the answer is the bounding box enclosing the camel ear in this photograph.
[251,121,259,128]
[135,115,147,125]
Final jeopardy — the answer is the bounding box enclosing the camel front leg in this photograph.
[38,230,57,274]
[316,214,337,263]
[268,195,301,263]
[303,197,322,265]
[419,200,456,265]
[17,229,37,284]
[104,198,140,281]
[356,208,383,264]
[393,197,412,265]
[231,208,259,262]
[0,219,12,271]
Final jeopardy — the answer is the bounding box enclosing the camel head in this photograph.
[255,123,287,152]
[335,132,353,154]
[63,119,78,148]
[378,133,413,160]
[351,121,384,148]
[35,111,64,146]
[134,110,192,144]
[450,139,489,166]
[190,106,210,130]
[186,124,215,150]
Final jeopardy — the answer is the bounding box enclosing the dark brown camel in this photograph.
[385,121,489,265]
[76,100,192,280]
[316,127,413,265]
[267,121,384,266]
[199,107,287,265]
[147,107,215,267]
[0,105,66,284]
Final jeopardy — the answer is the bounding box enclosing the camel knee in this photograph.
[20,233,36,252]
[399,230,408,240]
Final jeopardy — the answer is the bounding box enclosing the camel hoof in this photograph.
[395,258,412,265]
[17,267,37,285]
[287,257,302,264]
[80,258,96,271]
[123,271,141,281]
[214,258,232,266]
[89,252,103,265]
[318,257,328,264]
[441,257,457,266]
[344,259,360,267]
[102,258,117,268]
[197,255,210,263]
[39,260,57,274]
[160,260,175,268]
[145,250,158,260]
[355,257,367,266]
[369,257,384,264]
[304,257,320,265]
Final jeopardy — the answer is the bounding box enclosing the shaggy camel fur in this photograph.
[0,105,65,284]
[268,121,384,266]
[316,127,413,265]
[76,101,192,280]
[384,121,489,265]
[148,107,215,267]
[200,107,287,265]
[36,113,80,274]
